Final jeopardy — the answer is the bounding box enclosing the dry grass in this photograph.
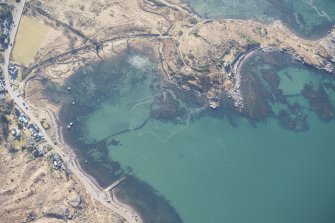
[12,16,49,66]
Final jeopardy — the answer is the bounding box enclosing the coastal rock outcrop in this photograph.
[161,19,335,112]
[22,0,335,116]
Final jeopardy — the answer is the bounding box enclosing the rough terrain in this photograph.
[0,100,124,223]
[0,0,335,222]
[18,0,335,113]
[0,148,124,223]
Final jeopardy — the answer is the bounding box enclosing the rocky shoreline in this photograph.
[160,18,335,112]
[22,0,335,115]
[9,0,335,222]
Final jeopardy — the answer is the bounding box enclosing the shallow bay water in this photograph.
[183,0,335,38]
[55,49,335,223]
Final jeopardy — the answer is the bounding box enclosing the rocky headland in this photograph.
[19,0,335,118]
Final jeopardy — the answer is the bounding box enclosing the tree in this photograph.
[0,114,9,124]
[18,122,23,130]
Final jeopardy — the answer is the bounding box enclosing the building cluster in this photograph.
[14,107,45,143]
[28,123,44,142]
[0,80,4,93]
[50,153,65,171]
[0,66,5,98]
[32,146,44,158]
[0,17,12,50]
[31,144,52,159]
[11,125,45,158]
[15,107,28,123]
[12,106,48,159]
[11,128,21,139]
[8,64,18,80]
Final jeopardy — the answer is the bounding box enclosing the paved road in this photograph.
[3,0,58,151]
[2,2,142,223]
[3,0,26,101]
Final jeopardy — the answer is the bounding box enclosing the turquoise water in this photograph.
[183,0,335,38]
[113,114,335,223]
[58,51,335,223]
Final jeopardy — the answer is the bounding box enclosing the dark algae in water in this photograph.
[58,50,185,223]
[302,84,335,122]
[115,176,183,223]
[238,51,335,131]
[54,47,335,223]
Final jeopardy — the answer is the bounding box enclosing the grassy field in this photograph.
[12,16,49,66]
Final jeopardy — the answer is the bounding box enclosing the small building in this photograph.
[9,65,18,78]
[3,27,9,36]
[0,80,5,93]
[14,107,21,117]
[18,115,28,124]
[11,129,21,138]
[1,36,10,49]
[32,147,44,158]
[3,18,10,28]
[34,132,44,142]
[28,123,44,142]
[28,137,34,145]
[50,153,65,170]
[28,123,39,134]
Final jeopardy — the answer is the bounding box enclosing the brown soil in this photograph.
[0,143,124,223]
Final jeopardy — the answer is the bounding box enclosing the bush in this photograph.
[0,114,9,124]
[2,126,9,139]
[189,18,198,25]
[18,123,23,129]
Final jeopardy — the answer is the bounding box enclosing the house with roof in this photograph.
[32,147,44,158]
[14,107,21,117]
[18,115,28,124]
[28,123,44,142]
[2,27,9,36]
[11,128,21,138]
[1,18,12,49]
[3,18,10,28]
[0,80,5,93]
[28,123,39,133]
[9,65,18,79]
